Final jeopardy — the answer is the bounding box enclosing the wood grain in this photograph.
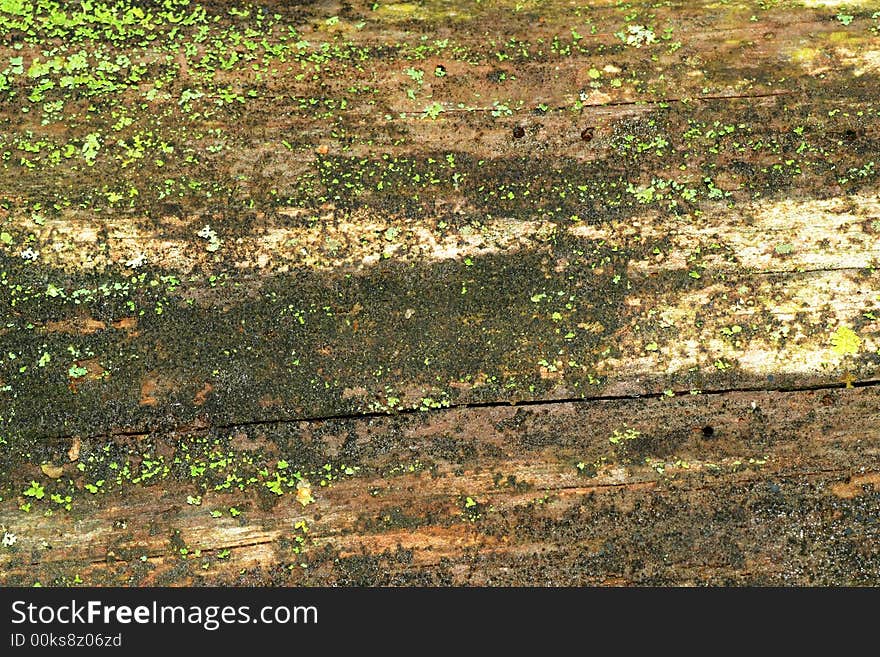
[1,0,879,585]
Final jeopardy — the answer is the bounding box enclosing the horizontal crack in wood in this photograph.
[25,377,880,443]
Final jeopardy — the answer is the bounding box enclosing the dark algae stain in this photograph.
[0,236,630,442]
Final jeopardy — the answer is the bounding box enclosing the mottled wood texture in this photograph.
[1,0,879,585]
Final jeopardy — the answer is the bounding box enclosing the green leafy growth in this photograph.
[609,427,641,445]
[24,480,45,500]
[68,365,88,378]
[831,326,861,356]
[423,102,444,119]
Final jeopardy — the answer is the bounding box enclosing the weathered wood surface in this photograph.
[2,387,880,585]
[1,0,880,585]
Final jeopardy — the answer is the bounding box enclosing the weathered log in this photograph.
[1,0,879,585]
